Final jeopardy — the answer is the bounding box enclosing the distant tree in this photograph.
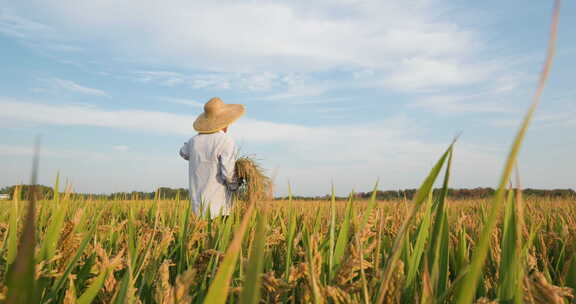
[0,185,54,200]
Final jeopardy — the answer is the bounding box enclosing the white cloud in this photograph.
[0,145,34,156]
[411,94,512,114]
[159,97,203,108]
[263,85,328,100]
[189,74,232,90]
[0,144,107,160]
[382,57,492,90]
[257,73,330,100]
[3,1,478,72]
[113,145,129,152]
[3,1,512,98]
[36,78,108,96]
[0,8,52,38]
[133,71,280,92]
[238,72,278,91]
[133,71,186,86]
[0,99,189,134]
[0,98,307,141]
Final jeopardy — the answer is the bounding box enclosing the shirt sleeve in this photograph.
[179,142,189,161]
[219,138,239,192]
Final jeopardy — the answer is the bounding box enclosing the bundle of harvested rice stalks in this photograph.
[235,156,272,203]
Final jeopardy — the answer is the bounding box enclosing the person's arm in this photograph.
[219,138,240,191]
[179,142,189,161]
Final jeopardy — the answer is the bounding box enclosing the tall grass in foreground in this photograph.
[1,196,576,303]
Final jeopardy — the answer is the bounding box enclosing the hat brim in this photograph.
[193,104,245,133]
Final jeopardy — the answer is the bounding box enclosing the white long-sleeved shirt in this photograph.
[179,131,239,218]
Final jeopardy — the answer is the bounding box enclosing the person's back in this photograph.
[181,131,238,217]
[179,97,245,218]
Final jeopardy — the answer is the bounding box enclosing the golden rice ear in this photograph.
[235,156,272,203]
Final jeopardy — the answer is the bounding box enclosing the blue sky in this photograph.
[0,0,574,196]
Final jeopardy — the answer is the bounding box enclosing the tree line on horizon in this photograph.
[1,184,575,201]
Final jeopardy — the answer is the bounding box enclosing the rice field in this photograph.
[0,190,575,303]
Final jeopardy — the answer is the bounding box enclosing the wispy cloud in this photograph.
[113,145,129,152]
[0,9,51,39]
[3,2,517,99]
[0,98,191,135]
[133,71,279,91]
[133,71,186,86]
[0,98,307,141]
[410,94,512,114]
[35,78,108,97]
[0,144,107,160]
[189,74,232,90]
[158,97,203,108]
[263,85,328,101]
[238,72,278,91]
[2,1,478,73]
[382,57,492,91]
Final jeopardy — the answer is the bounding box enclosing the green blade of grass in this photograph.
[328,184,336,281]
[178,200,191,274]
[6,185,20,270]
[498,187,520,302]
[566,257,576,295]
[77,268,110,304]
[113,270,132,304]
[429,149,453,299]
[332,191,354,275]
[376,143,454,303]
[454,3,560,303]
[285,182,297,280]
[405,191,433,287]
[53,171,60,203]
[127,206,137,271]
[429,147,453,250]
[239,210,268,304]
[40,199,67,262]
[434,209,450,299]
[6,138,40,304]
[456,228,469,276]
[203,199,256,304]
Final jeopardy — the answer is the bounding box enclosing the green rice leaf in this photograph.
[239,210,268,304]
[41,199,67,262]
[454,3,560,302]
[7,140,40,304]
[6,185,20,270]
[405,191,433,287]
[285,182,297,280]
[328,184,336,281]
[498,188,521,302]
[333,191,354,274]
[203,199,256,304]
[376,143,453,303]
[77,268,110,304]
[113,270,132,304]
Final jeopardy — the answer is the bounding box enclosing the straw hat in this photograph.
[193,97,245,133]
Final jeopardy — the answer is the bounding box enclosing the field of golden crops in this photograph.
[0,192,575,303]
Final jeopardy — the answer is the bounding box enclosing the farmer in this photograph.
[179,97,245,218]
